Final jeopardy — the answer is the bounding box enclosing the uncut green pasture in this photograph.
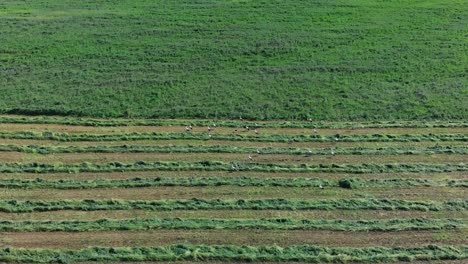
[0,0,467,120]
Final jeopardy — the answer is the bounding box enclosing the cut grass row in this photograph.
[0,161,465,174]
[2,116,467,128]
[0,198,465,213]
[1,144,467,155]
[73,261,468,264]
[0,218,463,232]
[0,177,465,189]
[0,245,465,263]
[1,131,466,142]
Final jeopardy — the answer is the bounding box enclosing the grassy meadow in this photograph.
[0,0,467,120]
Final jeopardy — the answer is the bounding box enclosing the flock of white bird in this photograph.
[183,121,338,163]
[183,119,338,189]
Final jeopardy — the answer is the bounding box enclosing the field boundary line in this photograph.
[1,116,467,128]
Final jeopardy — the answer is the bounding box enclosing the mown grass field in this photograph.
[0,0,467,120]
[0,0,467,262]
[0,115,466,263]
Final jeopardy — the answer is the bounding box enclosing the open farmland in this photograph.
[0,0,467,120]
[0,0,467,262]
[0,115,466,263]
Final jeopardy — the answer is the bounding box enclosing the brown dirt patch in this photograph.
[1,209,465,222]
[1,139,465,148]
[1,186,465,201]
[0,230,464,249]
[1,171,465,180]
[0,151,464,164]
[1,123,467,135]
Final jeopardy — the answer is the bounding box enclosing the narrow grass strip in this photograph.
[0,177,465,189]
[0,198,465,213]
[1,144,467,155]
[1,116,467,128]
[0,131,466,142]
[0,218,464,232]
[0,244,466,263]
[0,161,466,174]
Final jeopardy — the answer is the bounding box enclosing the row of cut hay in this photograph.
[0,217,464,232]
[1,144,467,155]
[0,198,465,213]
[0,177,465,189]
[1,131,466,142]
[0,161,465,174]
[0,244,465,263]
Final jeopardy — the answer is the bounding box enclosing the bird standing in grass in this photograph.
[248,154,253,160]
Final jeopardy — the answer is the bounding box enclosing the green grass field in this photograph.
[1,0,467,120]
[0,0,467,263]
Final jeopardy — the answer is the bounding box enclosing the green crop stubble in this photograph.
[0,198,465,213]
[0,161,466,174]
[1,144,467,155]
[0,245,466,263]
[0,131,466,142]
[0,218,464,232]
[0,177,465,189]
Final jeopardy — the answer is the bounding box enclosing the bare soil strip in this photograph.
[1,139,464,148]
[1,209,465,222]
[1,123,467,135]
[0,152,465,164]
[1,186,465,201]
[1,171,465,180]
[0,230,464,249]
